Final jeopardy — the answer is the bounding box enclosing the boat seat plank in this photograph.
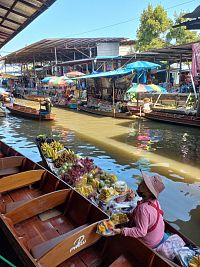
[37,223,100,267]
[31,223,89,259]
[0,170,45,193]
[6,189,71,224]
[6,200,27,213]
[3,187,42,213]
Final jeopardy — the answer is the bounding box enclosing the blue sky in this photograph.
[1,0,199,55]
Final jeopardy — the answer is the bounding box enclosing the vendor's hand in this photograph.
[113,228,122,235]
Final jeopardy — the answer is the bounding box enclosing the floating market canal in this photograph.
[0,100,200,245]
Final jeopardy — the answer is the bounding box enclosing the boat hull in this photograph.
[144,111,200,127]
[6,104,55,121]
[0,141,197,267]
[79,106,135,119]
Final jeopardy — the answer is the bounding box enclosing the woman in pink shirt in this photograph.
[113,172,165,248]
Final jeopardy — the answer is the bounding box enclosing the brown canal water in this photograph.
[0,99,200,246]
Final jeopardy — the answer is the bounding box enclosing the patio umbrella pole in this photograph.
[112,79,116,118]
[154,94,161,107]
[137,93,139,107]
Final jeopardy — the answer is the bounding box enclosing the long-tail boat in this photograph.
[24,95,46,102]
[0,141,197,267]
[144,109,200,127]
[6,103,55,121]
[79,105,135,119]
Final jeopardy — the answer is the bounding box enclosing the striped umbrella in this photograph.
[49,76,74,86]
[127,83,167,93]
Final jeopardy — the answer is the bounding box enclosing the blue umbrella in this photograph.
[41,77,55,83]
[126,61,161,71]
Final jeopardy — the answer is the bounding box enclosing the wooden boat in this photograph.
[79,105,135,119]
[6,103,55,121]
[0,141,197,267]
[144,110,200,127]
[24,95,46,102]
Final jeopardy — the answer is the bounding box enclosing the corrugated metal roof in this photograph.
[125,41,200,63]
[183,5,200,18]
[1,37,129,63]
[173,5,200,30]
[0,0,57,48]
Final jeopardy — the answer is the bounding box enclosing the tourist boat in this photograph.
[79,105,136,119]
[144,108,200,127]
[0,141,197,267]
[6,104,55,121]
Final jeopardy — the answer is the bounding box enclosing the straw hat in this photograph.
[141,171,165,198]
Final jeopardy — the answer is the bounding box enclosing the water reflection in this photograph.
[0,114,200,244]
[116,119,200,168]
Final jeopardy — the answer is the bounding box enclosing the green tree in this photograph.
[136,4,171,51]
[166,12,200,45]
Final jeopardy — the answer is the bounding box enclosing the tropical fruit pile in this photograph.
[110,213,129,225]
[97,220,115,236]
[38,137,134,211]
[54,149,77,168]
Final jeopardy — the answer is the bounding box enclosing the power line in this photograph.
[63,0,198,38]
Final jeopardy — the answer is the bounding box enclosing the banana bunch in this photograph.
[41,142,51,154]
[189,255,200,267]
[91,178,100,189]
[50,141,64,151]
[41,142,60,160]
[76,185,94,197]
[45,149,60,160]
[99,187,119,202]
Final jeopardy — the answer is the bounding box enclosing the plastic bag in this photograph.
[176,247,200,267]
[155,234,186,260]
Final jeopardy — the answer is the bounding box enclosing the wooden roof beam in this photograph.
[0,15,22,26]
[0,31,10,37]
[0,24,16,31]
[18,0,39,10]
[0,4,29,19]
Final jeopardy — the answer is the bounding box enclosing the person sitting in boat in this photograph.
[40,98,52,114]
[9,94,15,107]
[143,98,152,113]
[113,172,166,249]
